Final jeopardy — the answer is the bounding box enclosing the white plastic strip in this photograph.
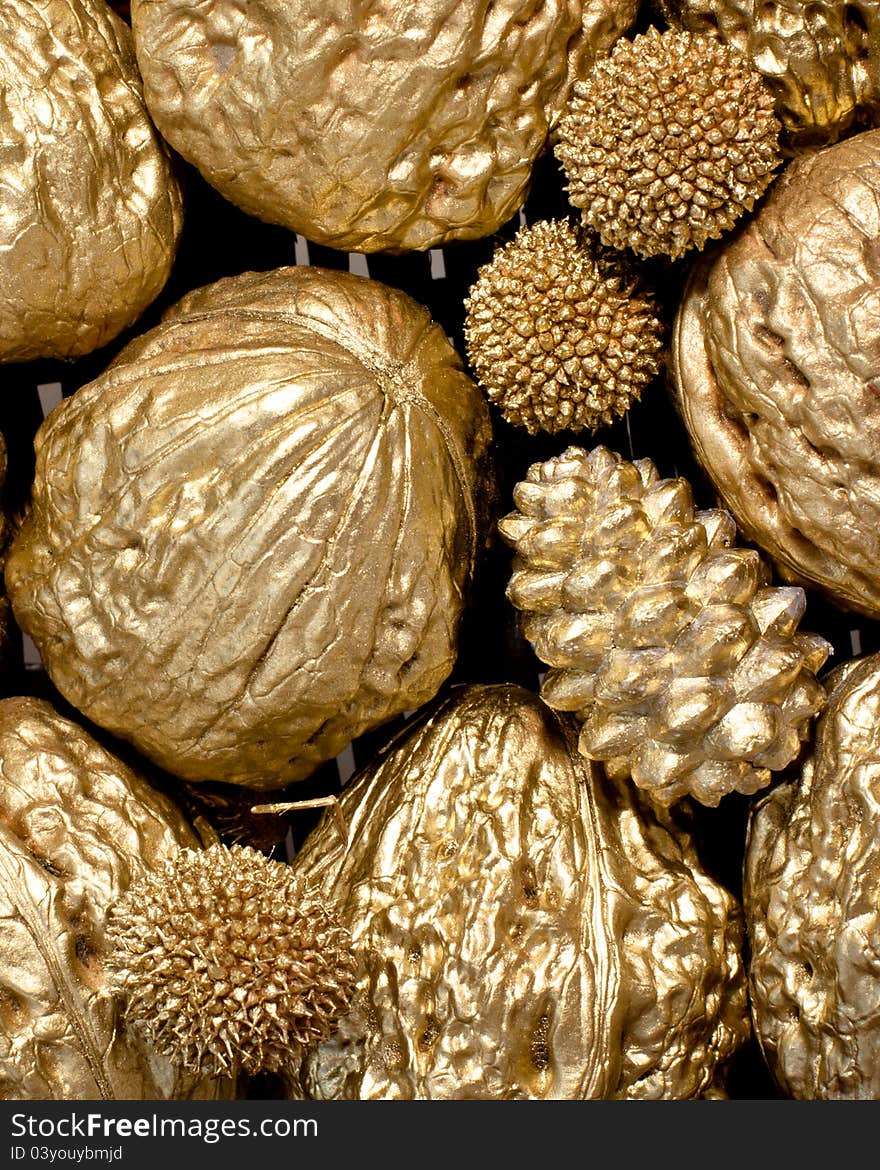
[294,234,311,266]
[348,252,370,277]
[429,249,446,279]
[22,633,43,671]
[335,742,357,785]
[36,381,63,417]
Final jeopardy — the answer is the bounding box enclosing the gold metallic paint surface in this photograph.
[6,267,493,791]
[499,446,830,807]
[662,0,880,150]
[745,653,880,1098]
[287,685,749,1100]
[130,0,638,253]
[0,696,233,1100]
[672,130,880,618]
[0,0,184,363]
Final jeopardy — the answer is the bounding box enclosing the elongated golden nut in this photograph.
[129,0,637,252]
[106,845,357,1078]
[6,267,493,790]
[672,129,880,618]
[499,445,830,806]
[464,220,665,434]
[556,27,780,259]
[0,0,183,363]
[287,685,749,1100]
[662,0,880,151]
[746,654,880,1098]
[0,696,233,1101]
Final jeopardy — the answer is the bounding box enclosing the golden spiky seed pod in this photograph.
[499,446,831,806]
[463,220,665,434]
[106,845,357,1077]
[555,27,781,259]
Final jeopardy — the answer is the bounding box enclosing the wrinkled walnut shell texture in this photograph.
[0,0,183,362]
[6,267,492,790]
[130,0,637,252]
[662,0,880,150]
[0,697,232,1100]
[672,130,880,617]
[746,654,880,1098]
[288,685,748,1100]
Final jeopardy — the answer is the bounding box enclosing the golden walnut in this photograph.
[746,654,880,1098]
[0,696,233,1101]
[129,0,637,252]
[287,685,749,1100]
[0,0,183,363]
[661,0,880,150]
[6,267,493,790]
[672,129,880,618]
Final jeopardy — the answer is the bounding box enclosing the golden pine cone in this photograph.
[106,845,357,1077]
[555,27,781,259]
[463,220,665,434]
[499,446,831,806]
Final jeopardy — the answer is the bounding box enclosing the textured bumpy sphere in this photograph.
[288,686,749,1100]
[106,845,357,1078]
[0,0,183,362]
[672,130,880,619]
[499,446,830,806]
[746,655,880,1098]
[555,27,781,259]
[130,0,637,253]
[463,220,665,434]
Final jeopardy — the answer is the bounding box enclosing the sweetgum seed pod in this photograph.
[6,266,493,790]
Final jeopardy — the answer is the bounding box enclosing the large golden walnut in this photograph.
[0,0,184,363]
[129,0,637,253]
[287,685,749,1100]
[661,0,880,150]
[0,696,233,1100]
[672,130,880,618]
[6,267,493,790]
[746,654,880,1099]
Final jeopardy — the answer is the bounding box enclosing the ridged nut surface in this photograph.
[672,129,880,618]
[0,0,183,362]
[6,267,493,790]
[288,685,749,1100]
[130,0,637,252]
[746,654,880,1098]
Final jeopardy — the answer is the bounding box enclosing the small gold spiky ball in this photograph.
[555,27,781,259]
[105,844,357,1077]
[463,220,665,434]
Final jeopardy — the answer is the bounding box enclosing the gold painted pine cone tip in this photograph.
[499,445,831,807]
[5,265,493,790]
[555,26,781,259]
[746,653,880,1098]
[129,0,638,252]
[287,684,749,1100]
[463,219,666,434]
[106,844,357,1078]
[0,0,183,363]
